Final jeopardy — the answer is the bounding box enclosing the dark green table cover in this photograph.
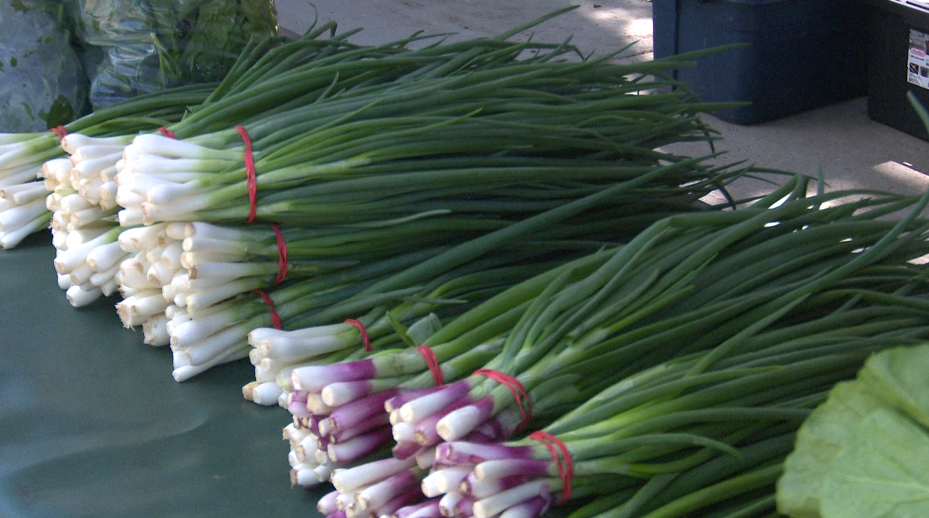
[0,230,326,517]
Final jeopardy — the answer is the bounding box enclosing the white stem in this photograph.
[400,385,469,426]
[142,313,170,346]
[66,284,102,307]
[322,381,371,407]
[0,198,48,230]
[291,466,326,488]
[0,212,49,249]
[116,292,170,327]
[184,220,247,240]
[439,492,465,517]
[330,456,418,494]
[129,134,237,160]
[179,321,251,366]
[69,205,111,227]
[422,466,472,497]
[260,332,353,363]
[182,236,249,256]
[118,223,166,253]
[393,422,417,444]
[39,158,73,180]
[88,261,120,288]
[98,182,118,210]
[147,260,179,289]
[160,240,183,270]
[60,133,130,155]
[416,446,437,470]
[473,481,548,518]
[69,262,94,286]
[436,406,485,442]
[71,154,121,183]
[68,144,127,163]
[78,177,104,203]
[86,240,128,272]
[307,393,334,415]
[184,279,253,312]
[164,221,189,240]
[172,344,249,382]
[59,192,93,214]
[147,181,202,205]
[117,207,144,227]
[250,381,283,406]
[118,257,154,290]
[1,181,47,204]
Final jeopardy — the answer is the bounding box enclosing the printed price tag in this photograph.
[908,29,929,89]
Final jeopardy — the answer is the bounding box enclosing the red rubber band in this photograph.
[472,369,532,431]
[344,319,371,352]
[254,289,282,330]
[50,126,67,139]
[235,125,258,223]
[529,431,573,505]
[417,345,444,387]
[158,127,177,139]
[271,223,288,285]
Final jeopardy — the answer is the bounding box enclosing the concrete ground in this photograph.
[274,0,929,203]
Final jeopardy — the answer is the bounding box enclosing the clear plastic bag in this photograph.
[72,0,279,109]
[0,2,88,132]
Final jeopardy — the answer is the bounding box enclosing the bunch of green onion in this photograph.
[280,178,929,518]
[88,16,749,382]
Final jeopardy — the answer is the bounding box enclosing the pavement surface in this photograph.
[274,0,929,203]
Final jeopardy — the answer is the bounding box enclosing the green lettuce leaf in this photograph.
[820,407,929,518]
[777,343,929,518]
[857,344,929,429]
[776,381,883,518]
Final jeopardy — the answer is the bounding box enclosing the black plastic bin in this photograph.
[862,0,929,141]
[652,0,870,125]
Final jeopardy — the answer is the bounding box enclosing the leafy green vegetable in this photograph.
[72,0,279,108]
[857,343,929,429]
[821,408,929,518]
[777,343,929,518]
[776,382,884,518]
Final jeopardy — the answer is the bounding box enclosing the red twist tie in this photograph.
[50,126,67,139]
[472,369,532,431]
[253,289,282,330]
[417,345,444,387]
[158,127,177,139]
[529,431,573,505]
[235,125,258,223]
[271,223,288,285]
[344,319,371,352]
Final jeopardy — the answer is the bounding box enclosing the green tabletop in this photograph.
[0,231,325,517]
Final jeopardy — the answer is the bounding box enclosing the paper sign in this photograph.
[908,29,929,89]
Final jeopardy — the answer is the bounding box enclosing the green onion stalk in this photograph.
[429,329,927,518]
[282,248,625,488]
[40,24,377,307]
[172,189,715,383]
[103,23,751,374]
[44,17,502,308]
[116,56,739,358]
[166,145,754,384]
[238,205,679,406]
[299,182,929,517]
[0,82,216,251]
[115,58,732,229]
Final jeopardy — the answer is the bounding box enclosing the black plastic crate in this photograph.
[864,0,929,141]
[653,0,869,125]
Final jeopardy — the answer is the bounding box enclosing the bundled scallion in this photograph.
[289,178,929,518]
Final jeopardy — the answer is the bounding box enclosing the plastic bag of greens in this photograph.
[72,0,279,109]
[0,1,88,132]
